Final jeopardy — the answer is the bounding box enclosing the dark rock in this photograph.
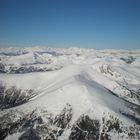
[19,128,41,140]
[0,63,5,73]
[54,104,72,129]
[69,115,100,140]
[120,56,135,64]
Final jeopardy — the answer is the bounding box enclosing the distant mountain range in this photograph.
[0,47,140,140]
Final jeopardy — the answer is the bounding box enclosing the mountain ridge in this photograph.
[0,47,140,140]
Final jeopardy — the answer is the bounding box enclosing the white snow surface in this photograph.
[0,47,140,139]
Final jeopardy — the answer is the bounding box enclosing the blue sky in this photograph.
[0,0,140,49]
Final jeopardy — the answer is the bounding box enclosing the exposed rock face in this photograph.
[0,84,36,109]
[19,129,41,140]
[120,56,136,64]
[0,104,73,140]
[0,105,140,140]
[54,103,72,129]
[8,65,62,74]
[69,115,100,140]
[0,63,5,73]
[0,65,62,74]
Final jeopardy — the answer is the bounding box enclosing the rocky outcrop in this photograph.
[1,105,140,140]
[69,115,100,140]
[120,56,136,64]
[0,84,36,109]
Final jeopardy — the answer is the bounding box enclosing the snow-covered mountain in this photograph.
[0,47,140,140]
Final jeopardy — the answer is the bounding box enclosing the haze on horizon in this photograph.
[0,0,140,49]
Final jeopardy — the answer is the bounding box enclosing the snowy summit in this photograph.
[0,47,140,140]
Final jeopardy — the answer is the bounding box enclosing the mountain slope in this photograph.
[0,47,140,140]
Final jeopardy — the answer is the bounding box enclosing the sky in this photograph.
[0,0,140,49]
